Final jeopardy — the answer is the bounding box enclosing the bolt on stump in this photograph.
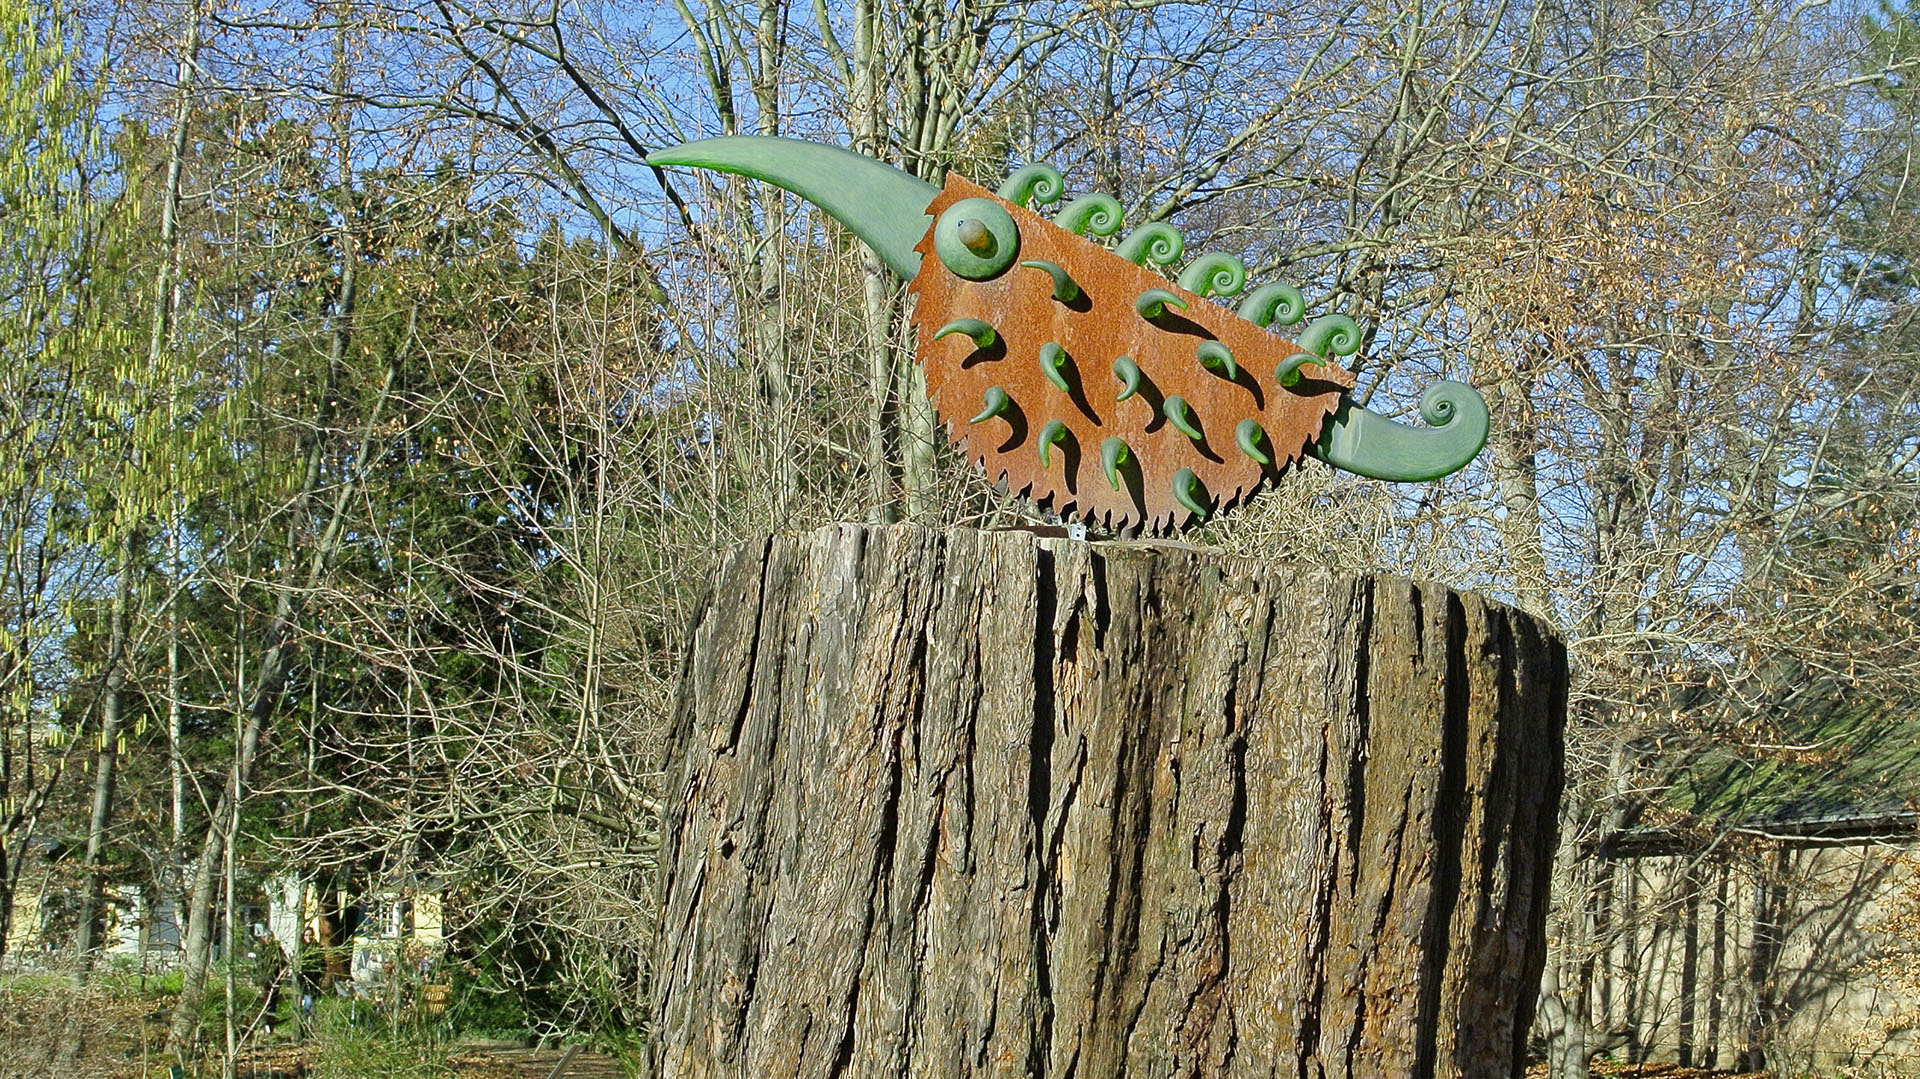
[648,524,1566,1079]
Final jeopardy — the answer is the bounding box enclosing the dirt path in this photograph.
[221,1042,629,1078]
[1528,1064,1767,1079]
[445,1045,628,1078]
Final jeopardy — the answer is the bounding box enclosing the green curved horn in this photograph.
[1113,356,1144,402]
[1021,259,1081,303]
[1101,437,1131,490]
[1235,418,1271,466]
[935,318,997,348]
[970,386,1012,425]
[1163,396,1202,441]
[648,136,938,280]
[1172,467,1210,519]
[1197,341,1237,380]
[1039,342,1073,392]
[1135,288,1187,319]
[1037,419,1069,468]
[1310,380,1489,482]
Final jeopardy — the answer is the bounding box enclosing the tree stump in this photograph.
[648,524,1565,1079]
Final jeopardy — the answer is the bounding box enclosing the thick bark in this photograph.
[649,524,1566,1078]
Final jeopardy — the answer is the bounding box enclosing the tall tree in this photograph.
[67,0,205,989]
[0,0,133,972]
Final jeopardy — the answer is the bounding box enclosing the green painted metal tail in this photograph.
[1310,380,1489,482]
[649,136,937,280]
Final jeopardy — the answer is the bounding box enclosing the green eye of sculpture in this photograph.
[933,197,1020,280]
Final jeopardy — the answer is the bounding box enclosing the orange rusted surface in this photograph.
[909,175,1355,534]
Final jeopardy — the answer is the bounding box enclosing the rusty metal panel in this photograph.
[909,175,1355,534]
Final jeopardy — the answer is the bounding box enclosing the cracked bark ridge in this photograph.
[648,524,1566,1079]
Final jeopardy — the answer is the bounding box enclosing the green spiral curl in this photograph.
[970,386,1011,424]
[1040,342,1073,392]
[1101,437,1131,491]
[1037,419,1069,468]
[1172,468,1209,519]
[1297,314,1362,358]
[1177,253,1248,298]
[1113,356,1144,402]
[996,163,1066,207]
[1058,193,1123,237]
[1197,341,1238,380]
[1237,282,1306,328]
[1418,380,1474,427]
[1235,419,1271,466]
[1118,222,1184,267]
[1164,396,1202,441]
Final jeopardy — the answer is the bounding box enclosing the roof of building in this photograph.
[1612,695,1920,857]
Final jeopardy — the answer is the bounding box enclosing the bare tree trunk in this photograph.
[1677,867,1699,1068]
[58,532,135,1069]
[649,524,1566,1078]
[162,310,411,1066]
[894,364,936,518]
[71,0,202,992]
[1537,961,1629,1079]
[167,10,371,1054]
[222,763,240,1079]
[1706,865,1729,1068]
[1743,847,1790,1073]
[167,589,293,1056]
[70,531,133,987]
[1487,374,1549,619]
[163,358,402,1055]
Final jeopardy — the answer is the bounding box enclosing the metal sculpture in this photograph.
[650,136,1489,534]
